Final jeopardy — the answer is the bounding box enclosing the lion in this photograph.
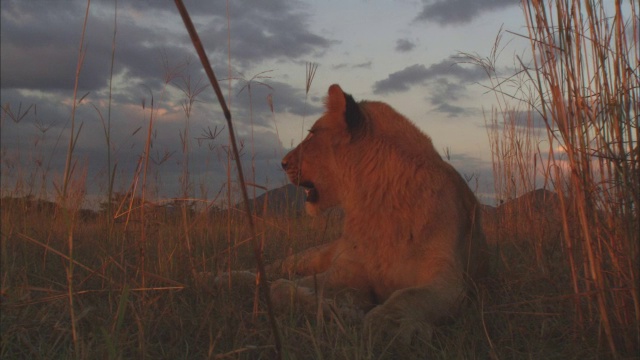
[269,84,488,343]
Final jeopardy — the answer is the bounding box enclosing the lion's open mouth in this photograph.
[300,181,319,203]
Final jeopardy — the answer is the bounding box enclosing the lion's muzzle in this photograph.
[281,159,319,203]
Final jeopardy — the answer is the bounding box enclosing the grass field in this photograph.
[1,0,638,359]
[0,193,632,359]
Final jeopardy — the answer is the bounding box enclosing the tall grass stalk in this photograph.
[175,67,207,278]
[132,56,180,296]
[139,92,154,294]
[173,1,283,357]
[523,1,638,355]
[470,0,638,356]
[90,0,118,257]
[58,0,91,356]
[289,61,318,215]
[237,70,274,206]
[301,62,318,143]
[105,0,118,234]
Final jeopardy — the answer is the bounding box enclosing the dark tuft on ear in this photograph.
[343,92,366,141]
[325,84,367,141]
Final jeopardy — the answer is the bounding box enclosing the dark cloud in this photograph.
[331,61,372,70]
[430,78,464,104]
[429,78,472,117]
[372,59,485,117]
[207,16,333,68]
[269,82,324,117]
[1,1,108,91]
[0,85,290,203]
[432,103,468,117]
[354,61,373,69]
[0,0,333,202]
[372,64,429,94]
[229,79,323,122]
[0,0,333,92]
[501,109,549,129]
[372,57,484,94]
[395,39,416,52]
[415,0,519,25]
[119,0,336,69]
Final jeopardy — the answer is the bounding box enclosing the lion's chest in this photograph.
[345,242,424,301]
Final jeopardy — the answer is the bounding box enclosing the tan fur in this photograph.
[273,84,488,342]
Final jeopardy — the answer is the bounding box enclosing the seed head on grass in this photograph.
[305,62,318,97]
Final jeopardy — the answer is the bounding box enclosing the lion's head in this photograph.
[281,84,366,216]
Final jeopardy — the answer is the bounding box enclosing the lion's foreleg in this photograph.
[267,241,338,277]
[363,281,465,344]
[270,271,371,323]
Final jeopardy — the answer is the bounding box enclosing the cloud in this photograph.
[372,64,430,94]
[414,0,519,25]
[225,78,324,132]
[372,57,484,94]
[501,109,550,129]
[395,39,416,52]
[0,0,334,203]
[372,59,485,117]
[429,78,473,117]
[332,61,372,70]
[432,103,469,117]
[1,2,108,91]
[430,78,464,103]
[0,0,333,92]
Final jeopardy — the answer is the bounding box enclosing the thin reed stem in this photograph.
[469,1,638,355]
[173,1,283,357]
[530,0,636,354]
[105,0,118,234]
[60,1,92,357]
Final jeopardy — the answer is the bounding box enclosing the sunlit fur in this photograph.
[273,84,488,343]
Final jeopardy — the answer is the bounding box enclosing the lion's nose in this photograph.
[281,160,288,170]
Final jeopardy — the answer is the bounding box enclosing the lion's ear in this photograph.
[326,84,346,113]
[326,84,366,141]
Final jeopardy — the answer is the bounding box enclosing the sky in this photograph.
[1,0,535,208]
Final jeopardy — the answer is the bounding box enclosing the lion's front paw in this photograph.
[210,270,258,295]
[265,259,284,276]
[270,279,316,312]
[363,304,434,347]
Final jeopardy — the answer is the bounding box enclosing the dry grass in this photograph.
[1,0,638,358]
[467,0,638,357]
[0,193,628,359]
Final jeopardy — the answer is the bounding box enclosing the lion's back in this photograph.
[348,101,487,288]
